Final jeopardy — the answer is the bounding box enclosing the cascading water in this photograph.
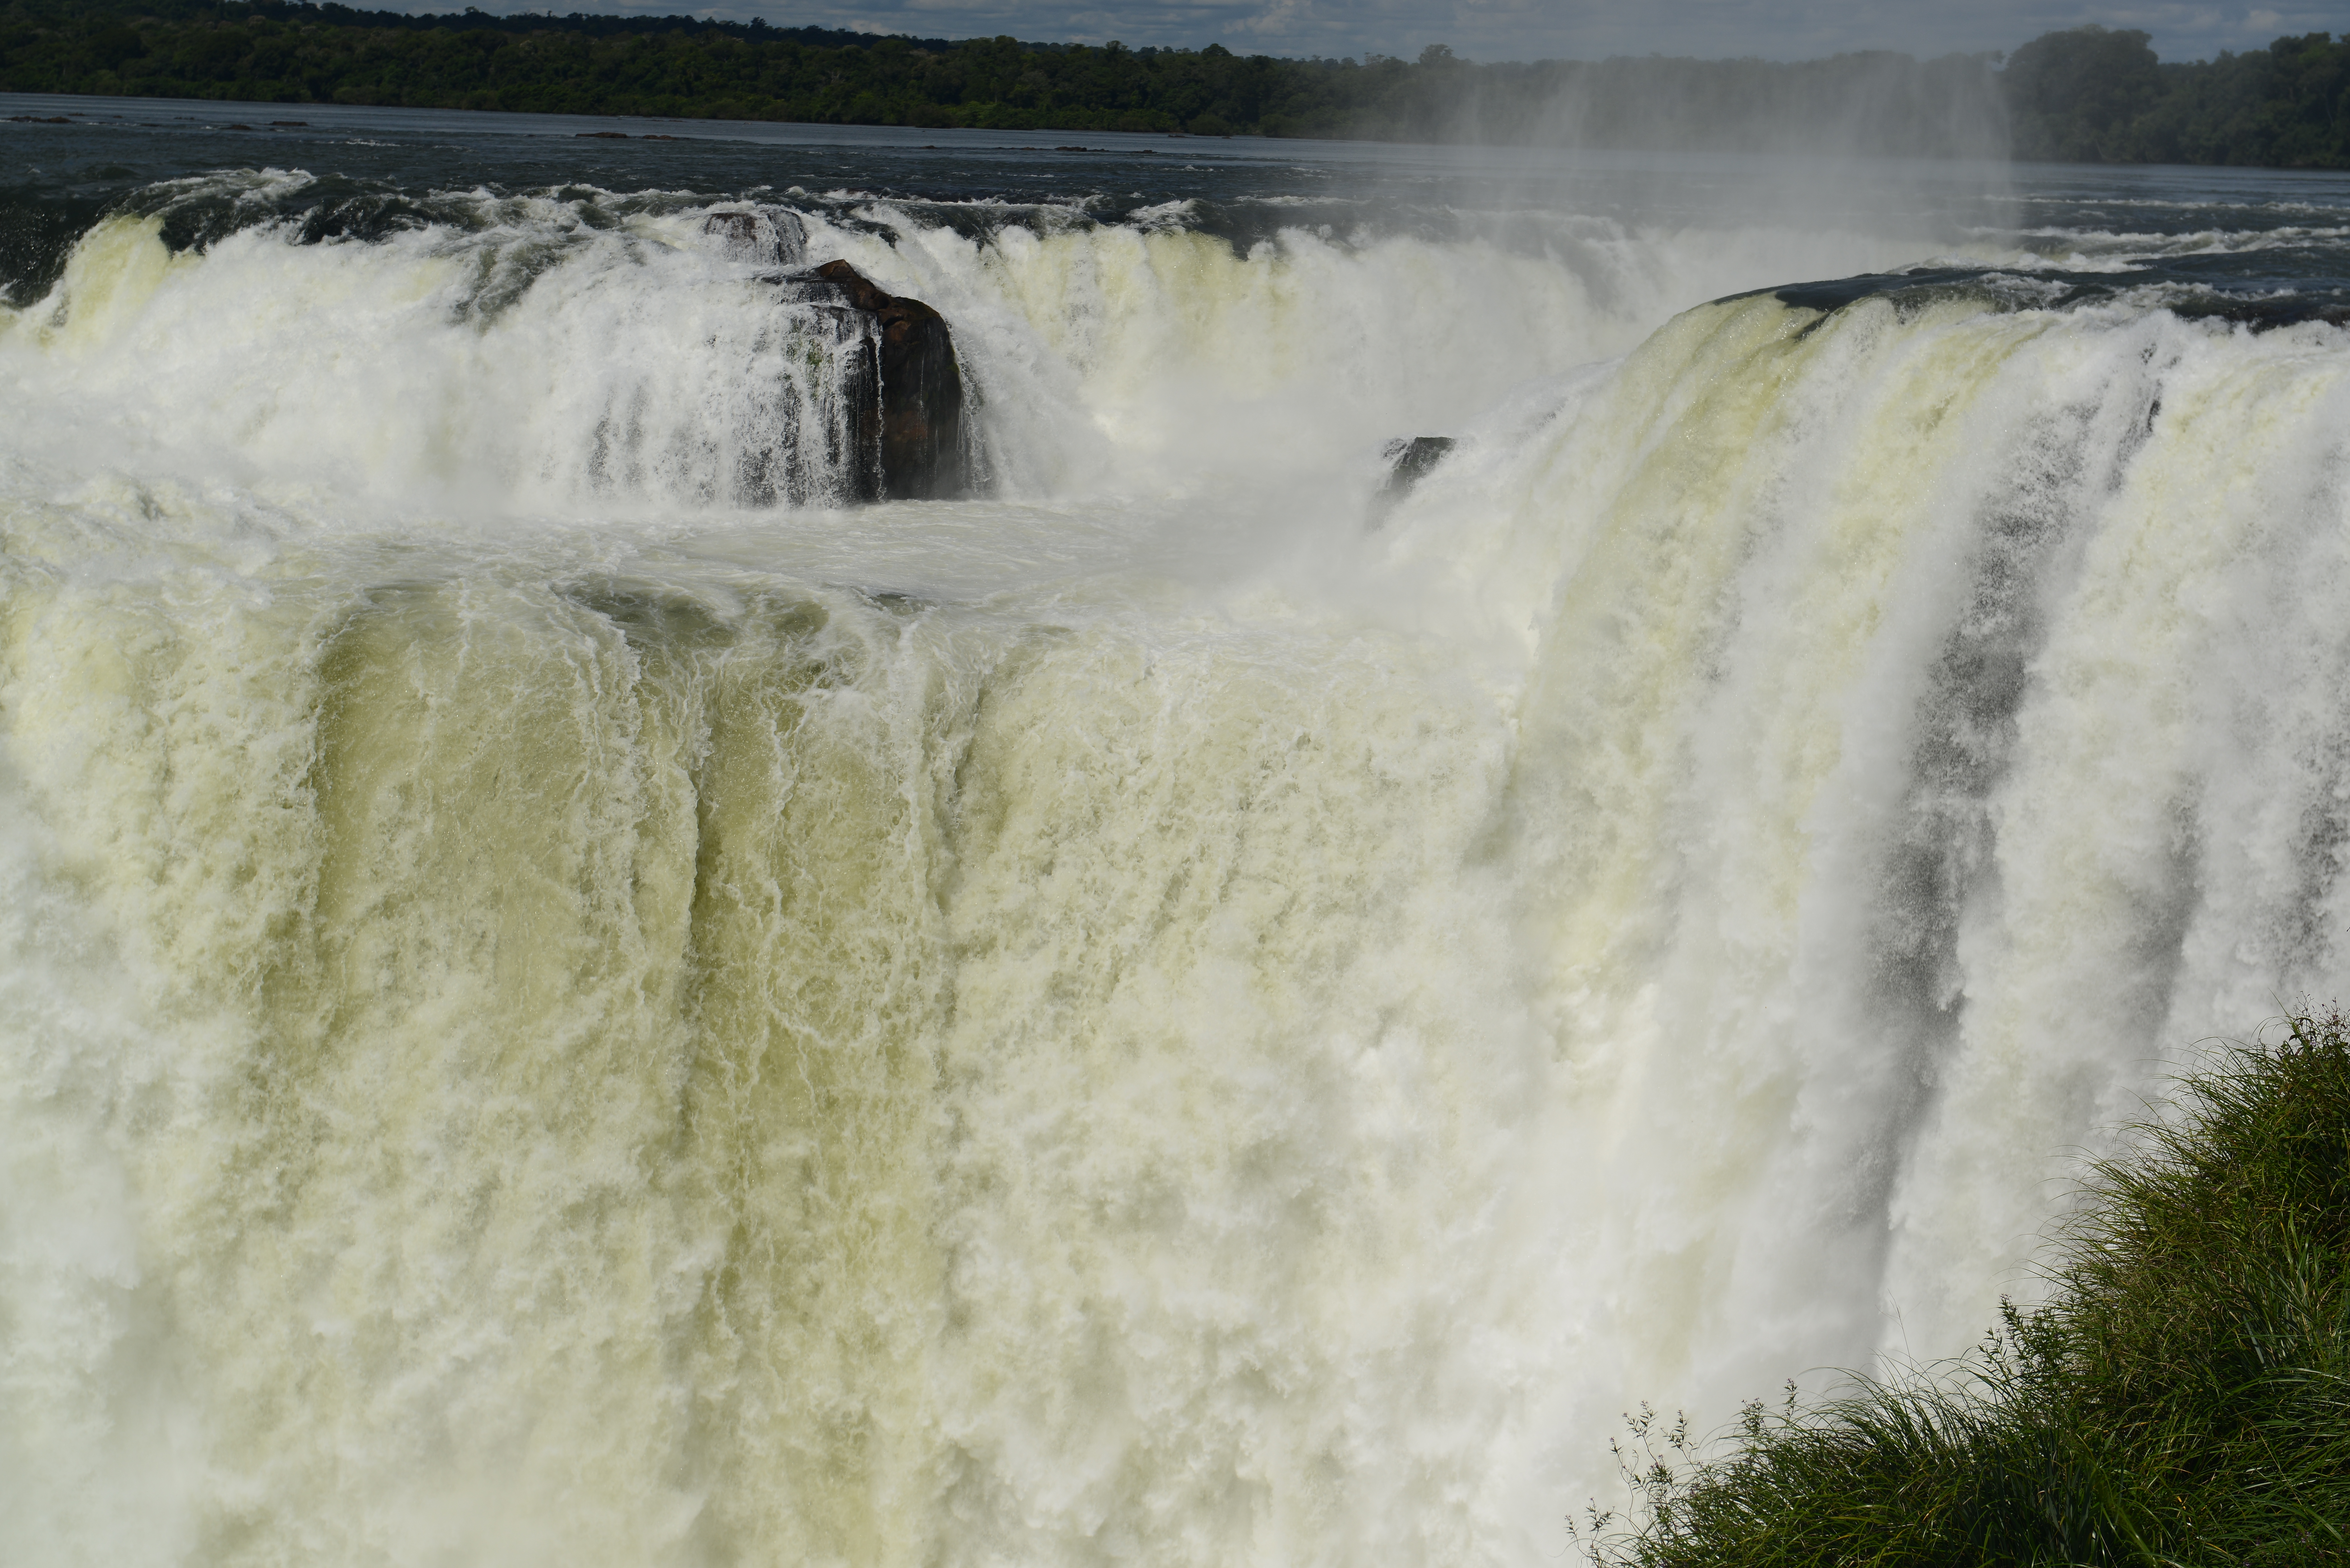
[3,101,2349,1567]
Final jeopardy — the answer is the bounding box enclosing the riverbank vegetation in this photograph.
[2004,26,2350,168]
[0,2,2343,167]
[1577,1010,2350,1564]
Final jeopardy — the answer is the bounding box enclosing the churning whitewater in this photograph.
[4,107,2350,1567]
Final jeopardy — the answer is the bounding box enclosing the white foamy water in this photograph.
[3,152,2350,1567]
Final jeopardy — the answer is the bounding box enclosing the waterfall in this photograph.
[2,175,2346,1566]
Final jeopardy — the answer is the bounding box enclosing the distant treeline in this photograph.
[2004,26,2347,166]
[0,1,2344,169]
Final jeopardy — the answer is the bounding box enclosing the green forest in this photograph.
[0,0,2345,168]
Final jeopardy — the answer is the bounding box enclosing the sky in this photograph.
[391,0,2350,63]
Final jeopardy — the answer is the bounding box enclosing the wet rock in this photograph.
[1383,435,1455,495]
[693,229,974,504]
[1369,436,1457,526]
[702,206,807,267]
[806,259,972,502]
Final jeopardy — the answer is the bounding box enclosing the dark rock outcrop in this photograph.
[1382,435,1456,497]
[698,211,974,503]
[702,206,807,268]
[1367,435,1456,526]
[807,259,971,502]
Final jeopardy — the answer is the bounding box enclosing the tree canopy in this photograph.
[2005,25,2350,166]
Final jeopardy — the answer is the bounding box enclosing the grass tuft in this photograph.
[1577,1009,2350,1566]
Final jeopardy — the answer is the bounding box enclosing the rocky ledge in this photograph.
[703,209,974,502]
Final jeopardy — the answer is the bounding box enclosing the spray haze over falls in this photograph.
[4,103,2350,1564]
